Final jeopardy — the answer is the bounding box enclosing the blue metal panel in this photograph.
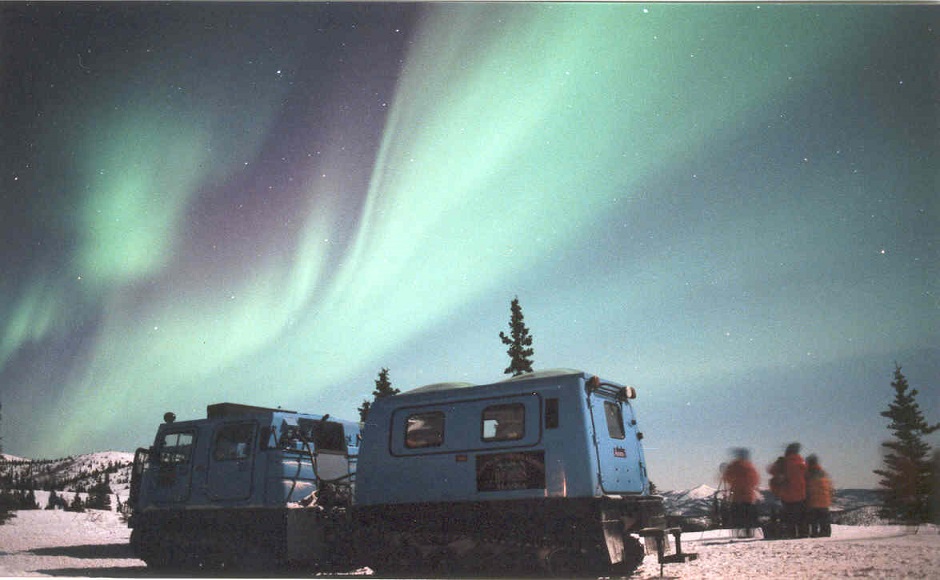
[586,384,645,494]
[207,421,257,501]
[388,393,542,456]
[356,369,645,506]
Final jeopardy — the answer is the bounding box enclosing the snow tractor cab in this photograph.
[354,369,695,576]
[127,403,361,569]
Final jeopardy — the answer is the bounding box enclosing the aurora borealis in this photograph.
[1,3,937,490]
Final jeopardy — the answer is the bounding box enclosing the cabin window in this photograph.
[159,431,194,465]
[213,423,255,461]
[545,398,559,429]
[604,401,626,440]
[405,412,445,449]
[299,418,347,452]
[482,403,525,442]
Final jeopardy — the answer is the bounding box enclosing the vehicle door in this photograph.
[587,384,645,493]
[151,429,196,504]
[207,422,257,501]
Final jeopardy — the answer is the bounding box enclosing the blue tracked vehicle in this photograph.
[127,403,361,569]
[355,369,692,576]
[127,370,692,575]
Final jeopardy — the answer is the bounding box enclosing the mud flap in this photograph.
[642,531,669,555]
[639,527,698,576]
[601,511,625,564]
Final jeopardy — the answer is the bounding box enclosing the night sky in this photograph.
[1,2,937,491]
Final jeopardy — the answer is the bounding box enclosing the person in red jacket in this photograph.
[722,448,760,537]
[768,442,808,538]
[805,454,833,537]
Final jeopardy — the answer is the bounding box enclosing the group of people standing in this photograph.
[720,442,833,539]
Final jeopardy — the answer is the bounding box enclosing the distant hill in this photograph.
[2,453,889,525]
[0,451,134,498]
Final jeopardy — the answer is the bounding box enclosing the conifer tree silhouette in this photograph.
[499,296,534,376]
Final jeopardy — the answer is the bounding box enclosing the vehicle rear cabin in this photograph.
[355,368,689,576]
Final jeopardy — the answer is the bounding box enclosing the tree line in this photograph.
[0,450,130,524]
[0,458,127,493]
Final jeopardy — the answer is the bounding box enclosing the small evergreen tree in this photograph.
[46,490,59,510]
[873,363,938,524]
[499,296,534,376]
[68,494,85,513]
[357,400,371,423]
[24,489,38,510]
[358,368,400,422]
[0,490,14,525]
[86,474,112,511]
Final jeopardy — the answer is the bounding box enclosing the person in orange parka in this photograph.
[722,448,760,537]
[805,454,833,537]
[768,442,808,538]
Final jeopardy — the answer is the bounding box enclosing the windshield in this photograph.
[275,418,347,453]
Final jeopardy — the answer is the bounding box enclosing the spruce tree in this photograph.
[499,296,534,376]
[358,368,400,422]
[68,494,85,513]
[0,490,13,525]
[873,363,938,524]
[87,475,112,510]
[357,400,371,423]
[25,489,38,510]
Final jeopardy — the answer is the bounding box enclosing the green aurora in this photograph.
[1,3,935,490]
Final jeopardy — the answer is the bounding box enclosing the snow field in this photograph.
[1,509,937,578]
[0,509,139,576]
[633,525,940,579]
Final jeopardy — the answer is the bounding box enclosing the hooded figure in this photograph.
[722,448,760,536]
[768,442,808,538]
[805,454,833,537]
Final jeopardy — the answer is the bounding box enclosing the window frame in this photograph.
[158,430,195,466]
[545,398,559,429]
[604,401,626,440]
[212,422,256,462]
[481,403,526,442]
[297,418,347,453]
[404,411,446,449]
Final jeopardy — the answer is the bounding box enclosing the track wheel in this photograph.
[609,535,645,575]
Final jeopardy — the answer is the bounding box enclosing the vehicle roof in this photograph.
[398,368,591,397]
[157,403,358,427]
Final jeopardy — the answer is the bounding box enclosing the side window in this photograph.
[213,423,256,461]
[159,431,194,465]
[405,412,445,449]
[482,403,525,442]
[298,419,346,452]
[545,398,559,429]
[604,401,626,440]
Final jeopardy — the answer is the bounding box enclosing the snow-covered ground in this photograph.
[0,508,938,577]
[0,509,140,577]
[633,525,940,579]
